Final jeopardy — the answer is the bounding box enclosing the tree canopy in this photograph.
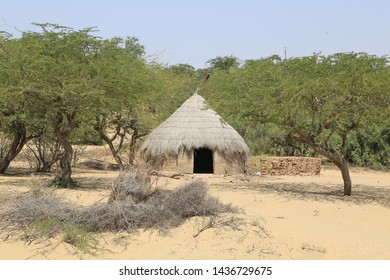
[205,53,390,195]
[207,55,240,71]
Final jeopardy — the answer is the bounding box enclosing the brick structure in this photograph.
[247,156,321,176]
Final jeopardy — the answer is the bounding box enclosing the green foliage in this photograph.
[1,23,179,174]
[205,53,390,170]
[62,225,100,255]
[22,218,62,242]
[345,126,390,169]
[169,63,195,74]
[3,21,389,174]
[71,124,101,145]
[124,36,145,58]
[0,22,206,174]
[0,30,48,138]
[23,217,101,255]
[207,55,240,71]
[139,65,199,128]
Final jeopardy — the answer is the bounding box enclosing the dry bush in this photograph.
[0,170,239,245]
[162,180,236,217]
[77,178,239,232]
[75,202,153,232]
[108,169,154,203]
[0,191,78,240]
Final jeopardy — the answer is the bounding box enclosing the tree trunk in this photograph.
[52,112,77,187]
[0,131,28,174]
[129,125,147,167]
[293,134,353,196]
[54,131,73,183]
[333,157,352,196]
[128,127,139,166]
[313,148,352,196]
[102,134,125,170]
[94,120,125,170]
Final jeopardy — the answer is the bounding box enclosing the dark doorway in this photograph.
[193,148,214,174]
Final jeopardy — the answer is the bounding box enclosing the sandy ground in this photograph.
[0,166,389,260]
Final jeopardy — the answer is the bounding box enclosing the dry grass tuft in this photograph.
[0,169,239,250]
[108,169,155,203]
[77,178,239,232]
[0,191,78,241]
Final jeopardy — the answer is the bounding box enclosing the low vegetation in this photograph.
[0,170,239,253]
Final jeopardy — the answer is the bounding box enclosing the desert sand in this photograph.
[0,165,389,260]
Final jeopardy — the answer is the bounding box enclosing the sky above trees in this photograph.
[2,0,390,68]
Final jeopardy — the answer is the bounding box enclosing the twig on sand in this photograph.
[301,243,327,254]
[150,171,183,179]
[193,216,242,238]
[192,219,214,238]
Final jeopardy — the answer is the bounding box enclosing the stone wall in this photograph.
[247,156,321,176]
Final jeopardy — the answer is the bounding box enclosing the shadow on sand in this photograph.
[0,168,117,190]
[218,180,390,208]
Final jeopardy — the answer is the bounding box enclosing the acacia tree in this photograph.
[206,53,390,195]
[1,23,195,178]
[89,37,191,169]
[1,24,104,186]
[91,37,154,169]
[0,31,46,173]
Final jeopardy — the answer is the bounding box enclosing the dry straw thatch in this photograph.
[140,92,250,172]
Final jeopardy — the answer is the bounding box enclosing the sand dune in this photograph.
[0,167,389,260]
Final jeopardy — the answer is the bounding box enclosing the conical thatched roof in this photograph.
[140,92,250,171]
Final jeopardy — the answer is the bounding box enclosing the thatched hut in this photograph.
[140,92,250,174]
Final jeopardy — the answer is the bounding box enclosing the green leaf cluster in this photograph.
[205,53,390,168]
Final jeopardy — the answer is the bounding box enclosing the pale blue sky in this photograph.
[1,0,389,68]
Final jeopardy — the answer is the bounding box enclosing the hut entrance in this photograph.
[193,148,214,174]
